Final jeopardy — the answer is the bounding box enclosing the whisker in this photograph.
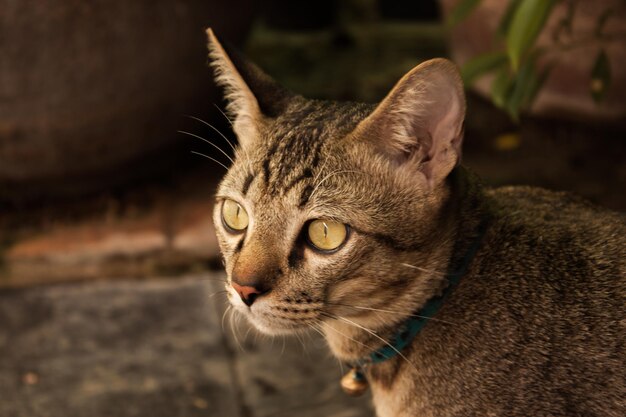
[199,276,228,283]
[184,115,236,153]
[244,323,254,343]
[213,103,233,126]
[326,302,456,325]
[400,263,447,276]
[208,105,255,174]
[307,322,326,339]
[310,170,369,201]
[208,290,228,299]
[280,335,287,357]
[221,305,232,333]
[294,331,309,357]
[319,314,377,352]
[311,156,329,188]
[229,308,245,352]
[310,321,345,378]
[401,262,489,280]
[179,130,234,164]
[190,151,229,170]
[324,312,417,372]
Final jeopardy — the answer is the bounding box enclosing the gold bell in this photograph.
[340,367,369,396]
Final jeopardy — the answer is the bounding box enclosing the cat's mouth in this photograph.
[226,285,324,335]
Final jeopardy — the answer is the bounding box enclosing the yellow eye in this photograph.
[307,220,348,251]
[222,199,249,232]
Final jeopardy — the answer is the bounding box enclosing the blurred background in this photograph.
[1,1,624,416]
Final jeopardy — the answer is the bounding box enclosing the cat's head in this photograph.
[208,29,466,337]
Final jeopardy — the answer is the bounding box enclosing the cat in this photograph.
[206,28,625,417]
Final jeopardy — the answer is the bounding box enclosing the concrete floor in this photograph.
[0,274,374,417]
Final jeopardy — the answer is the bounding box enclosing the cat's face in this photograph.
[208,29,465,336]
[214,100,440,335]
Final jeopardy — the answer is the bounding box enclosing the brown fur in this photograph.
[207,29,625,416]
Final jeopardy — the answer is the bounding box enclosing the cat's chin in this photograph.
[246,316,303,336]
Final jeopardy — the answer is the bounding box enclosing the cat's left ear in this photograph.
[206,28,292,148]
[353,58,466,189]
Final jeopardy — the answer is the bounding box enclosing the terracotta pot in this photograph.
[0,1,254,203]
[440,0,626,122]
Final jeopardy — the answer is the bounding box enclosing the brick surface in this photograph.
[1,196,220,288]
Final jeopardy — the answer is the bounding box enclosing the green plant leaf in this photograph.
[506,0,557,70]
[590,49,611,103]
[446,0,481,28]
[505,56,537,121]
[521,64,551,109]
[461,51,508,86]
[496,0,523,39]
[491,67,513,109]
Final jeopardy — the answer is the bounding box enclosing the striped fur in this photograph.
[208,30,625,417]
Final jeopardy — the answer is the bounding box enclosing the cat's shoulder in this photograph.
[485,185,624,227]
[471,186,625,294]
[483,185,625,256]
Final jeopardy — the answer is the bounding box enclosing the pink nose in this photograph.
[231,282,264,307]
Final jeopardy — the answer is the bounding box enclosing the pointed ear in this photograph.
[206,28,292,148]
[353,58,466,189]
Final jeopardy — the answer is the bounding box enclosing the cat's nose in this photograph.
[231,281,268,307]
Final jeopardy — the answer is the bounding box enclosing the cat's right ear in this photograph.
[206,28,292,148]
[352,58,466,190]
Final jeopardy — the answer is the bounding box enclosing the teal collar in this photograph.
[356,220,488,367]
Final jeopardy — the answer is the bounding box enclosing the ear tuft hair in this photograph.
[206,28,293,148]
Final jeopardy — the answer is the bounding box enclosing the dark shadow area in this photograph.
[1,1,624,416]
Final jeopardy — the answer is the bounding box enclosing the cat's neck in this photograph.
[323,166,487,362]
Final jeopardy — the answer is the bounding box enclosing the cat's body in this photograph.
[353,184,625,417]
[207,28,625,416]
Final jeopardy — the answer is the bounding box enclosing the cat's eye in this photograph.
[222,199,249,232]
[307,219,348,252]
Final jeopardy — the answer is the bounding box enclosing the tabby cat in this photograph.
[207,29,625,417]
